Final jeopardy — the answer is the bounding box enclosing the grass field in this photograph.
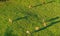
[0,0,60,36]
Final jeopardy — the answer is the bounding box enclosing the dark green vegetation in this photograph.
[0,0,8,2]
[0,0,60,36]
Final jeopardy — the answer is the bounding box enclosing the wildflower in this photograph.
[35,27,40,30]
[43,19,47,27]
[43,22,46,27]
[29,5,32,8]
[26,30,30,34]
[9,18,12,23]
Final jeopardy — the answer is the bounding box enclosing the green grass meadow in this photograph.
[0,0,60,36]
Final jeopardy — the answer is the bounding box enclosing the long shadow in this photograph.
[16,6,40,21]
[15,7,39,20]
[32,0,55,8]
[12,10,39,22]
[16,6,39,18]
[13,16,28,22]
[33,20,60,32]
[46,17,60,22]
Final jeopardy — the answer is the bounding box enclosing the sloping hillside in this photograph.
[0,0,60,36]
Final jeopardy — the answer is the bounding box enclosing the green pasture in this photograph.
[0,0,60,36]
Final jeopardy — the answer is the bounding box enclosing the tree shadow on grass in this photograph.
[46,17,60,22]
[12,12,39,22]
[13,16,28,22]
[4,30,16,36]
[4,27,18,36]
[4,23,26,36]
[32,0,55,8]
[33,20,60,32]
